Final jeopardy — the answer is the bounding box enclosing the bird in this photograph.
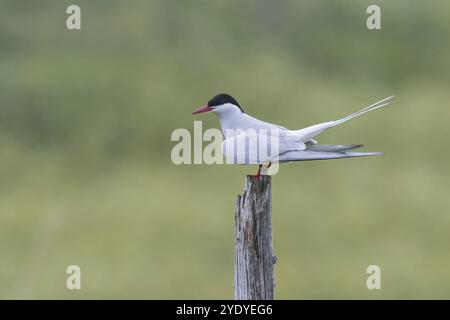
[192,93,394,178]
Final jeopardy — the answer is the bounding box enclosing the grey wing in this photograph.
[222,130,305,164]
[304,142,364,152]
[275,150,383,162]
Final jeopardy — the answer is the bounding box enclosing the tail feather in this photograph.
[292,95,394,142]
[276,150,383,162]
[305,143,363,152]
[332,95,394,127]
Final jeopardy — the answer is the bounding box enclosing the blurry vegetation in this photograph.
[1,0,450,298]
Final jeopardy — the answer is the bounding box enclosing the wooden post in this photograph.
[234,175,276,300]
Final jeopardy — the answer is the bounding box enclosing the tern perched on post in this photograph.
[192,93,394,178]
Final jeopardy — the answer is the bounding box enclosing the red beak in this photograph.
[192,105,213,115]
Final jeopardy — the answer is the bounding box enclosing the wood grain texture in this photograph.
[234,175,276,300]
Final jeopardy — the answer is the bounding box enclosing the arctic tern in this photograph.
[192,93,393,178]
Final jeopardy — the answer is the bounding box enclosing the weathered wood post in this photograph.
[234,175,276,300]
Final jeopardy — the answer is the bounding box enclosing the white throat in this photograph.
[214,103,244,133]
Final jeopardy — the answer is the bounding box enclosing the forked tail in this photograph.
[293,95,395,142]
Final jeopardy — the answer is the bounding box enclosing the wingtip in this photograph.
[367,151,384,156]
[343,151,384,157]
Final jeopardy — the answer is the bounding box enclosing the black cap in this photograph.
[207,93,244,113]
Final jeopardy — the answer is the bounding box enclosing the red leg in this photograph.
[249,164,262,180]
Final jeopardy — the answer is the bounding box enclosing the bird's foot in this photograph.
[249,161,272,180]
[249,164,263,180]
[262,160,272,169]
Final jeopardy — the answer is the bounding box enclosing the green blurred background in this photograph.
[1,0,450,299]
